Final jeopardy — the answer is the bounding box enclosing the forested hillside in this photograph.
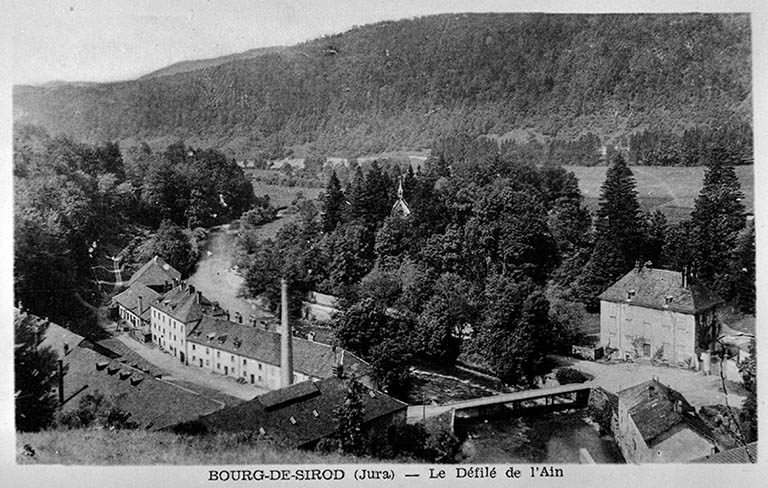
[13,13,750,160]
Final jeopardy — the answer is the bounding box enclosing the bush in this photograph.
[555,367,594,385]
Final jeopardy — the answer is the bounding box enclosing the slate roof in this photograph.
[618,379,716,447]
[153,284,226,325]
[178,377,407,448]
[128,255,181,289]
[186,316,370,379]
[690,442,757,463]
[61,345,223,430]
[16,309,85,358]
[112,282,160,321]
[598,267,722,314]
[94,338,162,377]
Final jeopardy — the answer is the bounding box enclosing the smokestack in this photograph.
[58,359,65,406]
[682,266,689,289]
[280,277,294,388]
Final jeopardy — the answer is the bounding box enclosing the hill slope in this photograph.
[16,429,363,465]
[13,13,751,158]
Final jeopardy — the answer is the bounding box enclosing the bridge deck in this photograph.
[407,382,595,422]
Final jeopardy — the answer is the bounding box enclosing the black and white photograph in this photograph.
[4,0,763,484]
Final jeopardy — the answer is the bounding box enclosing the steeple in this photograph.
[391,176,412,218]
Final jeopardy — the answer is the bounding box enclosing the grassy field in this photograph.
[566,165,754,223]
[16,429,364,465]
[250,180,323,209]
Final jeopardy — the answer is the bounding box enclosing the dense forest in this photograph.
[235,133,754,397]
[13,125,256,337]
[14,13,750,160]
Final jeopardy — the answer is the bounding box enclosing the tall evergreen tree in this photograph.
[577,154,642,309]
[15,313,60,432]
[690,163,746,300]
[322,170,345,233]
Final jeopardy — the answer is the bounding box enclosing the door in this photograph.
[250,374,255,384]
[199,358,203,367]
[224,366,228,375]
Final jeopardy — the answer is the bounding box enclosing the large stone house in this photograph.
[599,266,722,369]
[149,280,226,363]
[615,379,718,463]
[185,315,370,390]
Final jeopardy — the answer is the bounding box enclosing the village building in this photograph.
[149,281,226,363]
[599,265,722,369]
[127,255,181,293]
[112,282,160,341]
[615,379,718,463]
[171,377,407,450]
[690,442,757,463]
[185,314,370,390]
[21,309,223,430]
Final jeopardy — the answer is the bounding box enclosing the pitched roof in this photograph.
[16,309,85,358]
[690,442,757,463]
[112,282,161,321]
[179,377,407,448]
[186,316,370,379]
[61,345,223,430]
[598,267,722,314]
[128,255,181,289]
[153,284,226,324]
[93,338,163,377]
[618,379,716,447]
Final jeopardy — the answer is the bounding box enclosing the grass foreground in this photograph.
[16,429,364,465]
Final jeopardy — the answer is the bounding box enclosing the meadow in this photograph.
[566,165,754,223]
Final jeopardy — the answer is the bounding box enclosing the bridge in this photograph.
[407,382,596,423]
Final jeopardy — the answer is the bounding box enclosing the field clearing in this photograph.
[566,165,754,222]
[249,181,323,208]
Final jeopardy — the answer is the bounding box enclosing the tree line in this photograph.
[14,13,750,159]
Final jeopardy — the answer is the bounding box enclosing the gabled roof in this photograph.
[16,309,85,358]
[690,442,757,463]
[153,284,226,325]
[112,282,161,321]
[186,316,370,380]
[618,379,716,447]
[177,377,407,448]
[598,267,722,314]
[61,345,223,430]
[128,255,181,289]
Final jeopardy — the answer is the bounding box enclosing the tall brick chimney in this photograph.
[280,277,294,388]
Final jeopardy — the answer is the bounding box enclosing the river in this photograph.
[457,411,624,464]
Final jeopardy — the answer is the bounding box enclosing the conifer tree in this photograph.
[577,154,642,309]
[690,163,746,299]
[322,170,345,233]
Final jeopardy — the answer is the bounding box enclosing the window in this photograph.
[206,348,209,355]
[217,351,220,358]
[217,363,220,369]
[258,364,262,370]
[231,356,235,362]
[206,360,210,366]
[192,344,195,351]
[243,359,247,365]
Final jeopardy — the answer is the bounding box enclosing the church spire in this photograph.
[391,175,412,218]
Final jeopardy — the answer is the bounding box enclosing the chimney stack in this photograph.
[280,277,294,388]
[682,266,689,289]
[197,291,202,304]
[138,295,144,316]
